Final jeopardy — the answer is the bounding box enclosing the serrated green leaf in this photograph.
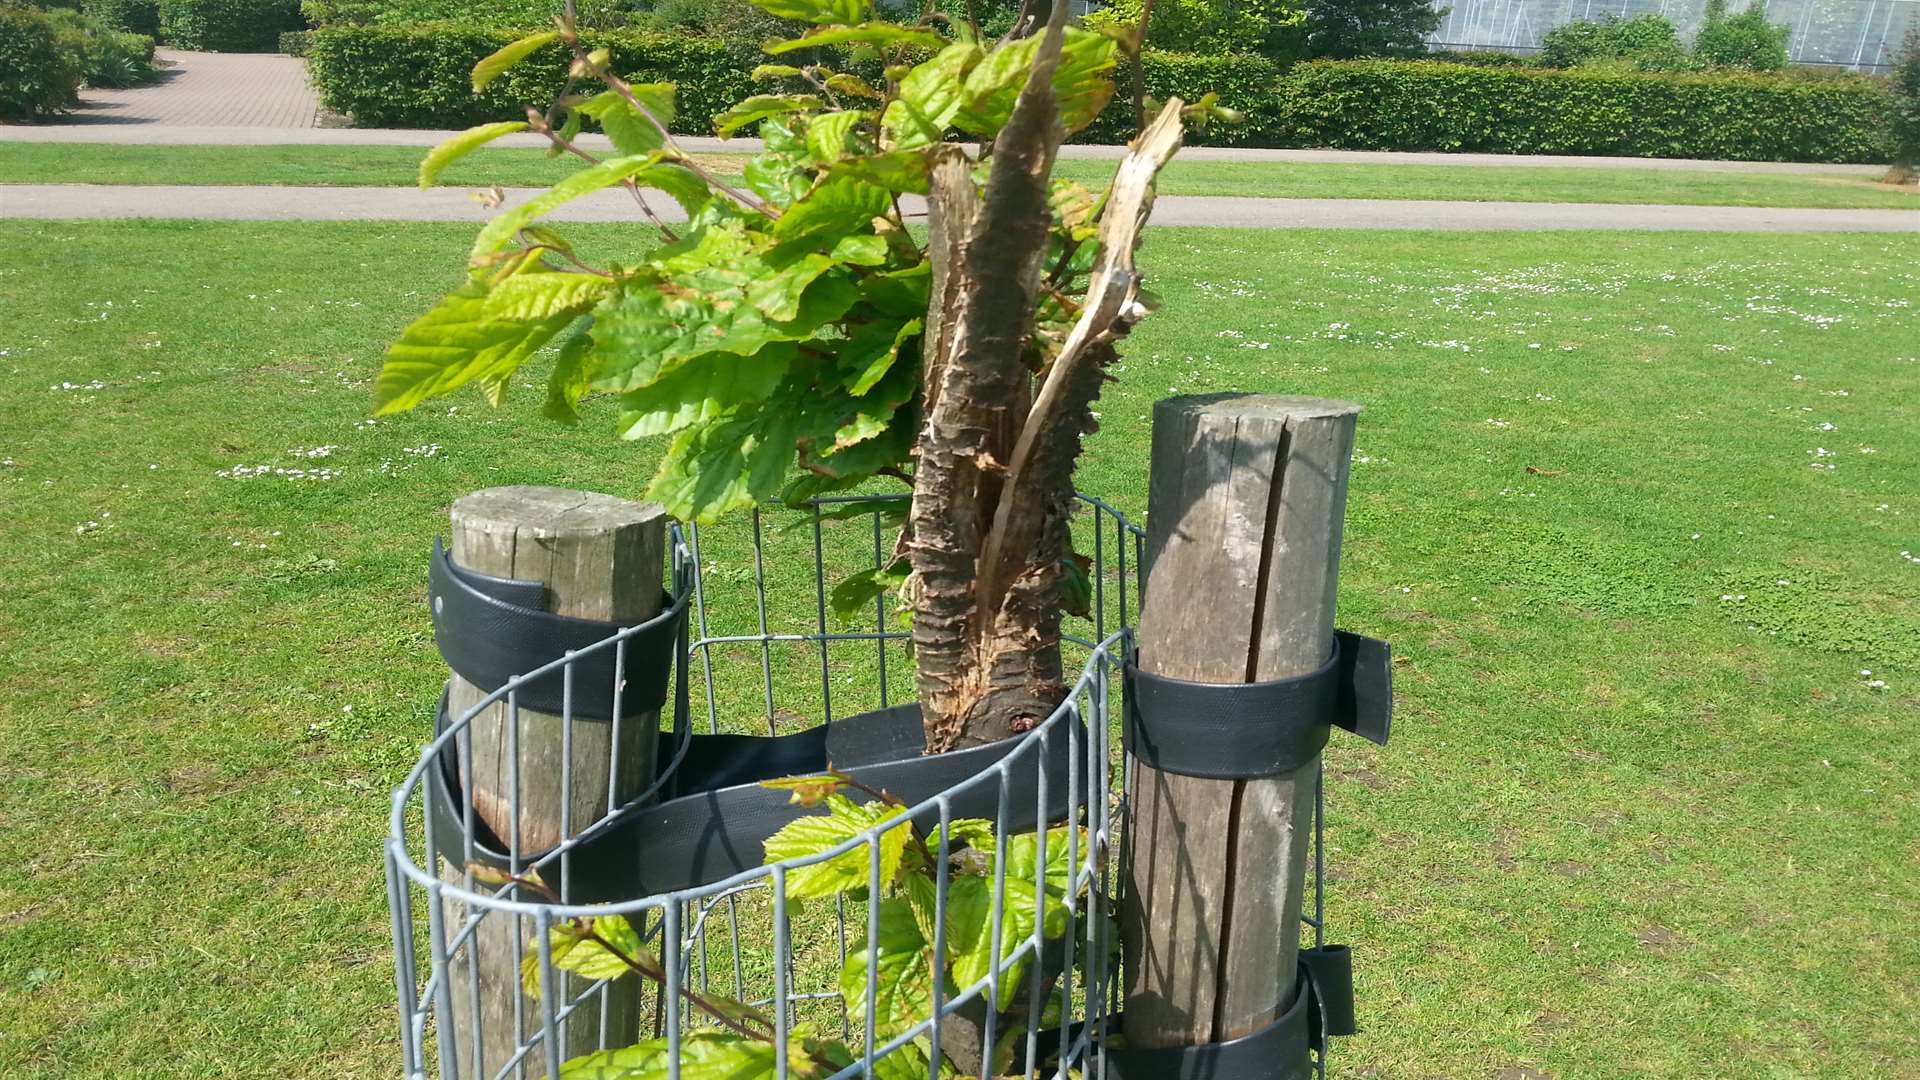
[577,84,676,156]
[944,818,996,851]
[829,233,889,266]
[419,121,527,190]
[376,281,572,415]
[840,896,934,1038]
[485,271,613,321]
[520,915,652,999]
[806,109,865,165]
[471,31,557,93]
[752,63,804,80]
[825,72,883,99]
[762,793,911,898]
[765,22,945,54]
[839,317,920,395]
[859,262,930,317]
[556,1031,780,1080]
[881,42,981,151]
[714,93,822,138]
[615,344,794,440]
[747,0,866,26]
[646,403,800,521]
[547,107,582,157]
[593,267,858,395]
[471,153,672,263]
[774,174,889,247]
[829,560,907,625]
[824,149,931,195]
[543,320,596,424]
[953,29,1117,137]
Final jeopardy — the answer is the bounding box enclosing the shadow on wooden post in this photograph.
[1122,394,1360,1048]
[436,486,667,1078]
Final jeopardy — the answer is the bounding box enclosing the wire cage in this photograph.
[384,493,1331,1080]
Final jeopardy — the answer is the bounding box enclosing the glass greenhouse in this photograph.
[1427,0,1915,71]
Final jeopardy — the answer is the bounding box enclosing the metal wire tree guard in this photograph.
[384,493,1331,1079]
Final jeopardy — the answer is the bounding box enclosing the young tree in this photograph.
[1889,26,1920,185]
[375,0,1219,752]
[1692,0,1790,71]
[1300,0,1443,59]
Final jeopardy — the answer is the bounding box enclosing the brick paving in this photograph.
[60,49,320,129]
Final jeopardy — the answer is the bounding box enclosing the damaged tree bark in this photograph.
[908,18,1186,753]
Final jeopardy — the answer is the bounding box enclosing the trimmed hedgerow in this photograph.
[158,0,303,52]
[1080,49,1285,146]
[1273,59,1893,163]
[278,27,310,53]
[307,23,751,131]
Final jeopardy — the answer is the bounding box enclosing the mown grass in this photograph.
[4,142,1919,209]
[0,221,1915,1079]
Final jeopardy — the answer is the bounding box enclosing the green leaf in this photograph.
[839,317,920,395]
[761,793,911,898]
[543,320,596,424]
[953,29,1117,137]
[747,0,866,26]
[858,262,930,317]
[828,561,907,625]
[375,281,572,415]
[714,93,822,138]
[647,402,800,521]
[825,149,930,195]
[471,153,676,263]
[547,107,582,157]
[773,174,889,247]
[520,915,652,999]
[419,121,527,190]
[824,72,883,99]
[765,22,945,54]
[806,109,865,165]
[944,818,996,851]
[1060,549,1092,618]
[485,271,612,321]
[752,63,804,80]
[829,233,889,266]
[577,84,676,156]
[556,1031,781,1080]
[471,31,557,94]
[615,344,794,440]
[759,773,848,806]
[881,42,981,151]
[840,896,934,1037]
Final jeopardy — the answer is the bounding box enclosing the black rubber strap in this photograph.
[1105,973,1318,1080]
[428,538,688,721]
[1124,630,1392,779]
[432,698,1083,901]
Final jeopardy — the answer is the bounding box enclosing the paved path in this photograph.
[0,50,1890,177]
[52,50,320,129]
[5,184,1916,231]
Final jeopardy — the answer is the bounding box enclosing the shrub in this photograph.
[1081,0,1300,59]
[0,3,86,119]
[1692,0,1790,71]
[1078,49,1286,145]
[278,26,309,52]
[1424,49,1541,68]
[158,0,302,51]
[1539,13,1689,70]
[1302,0,1443,59]
[86,27,157,84]
[306,23,752,130]
[1274,59,1893,163]
[81,0,156,34]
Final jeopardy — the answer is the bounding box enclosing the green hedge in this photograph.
[0,4,86,120]
[159,0,302,51]
[1274,60,1894,163]
[1079,49,1284,146]
[82,0,157,35]
[307,23,752,131]
[278,27,310,53]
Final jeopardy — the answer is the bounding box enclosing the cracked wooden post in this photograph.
[438,485,666,1077]
[1122,394,1360,1054]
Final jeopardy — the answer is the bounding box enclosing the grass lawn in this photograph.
[4,142,1919,209]
[1,220,1916,1079]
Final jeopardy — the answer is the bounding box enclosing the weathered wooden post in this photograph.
[436,485,667,1077]
[1122,394,1362,1064]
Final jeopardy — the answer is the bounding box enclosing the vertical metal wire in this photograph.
[425,882,459,1080]
[534,910,563,1080]
[773,868,791,1080]
[980,771,1013,1080]
[664,902,682,1080]
[812,504,834,725]
[688,523,720,734]
[386,848,420,1074]
[752,507,776,733]
[929,799,953,1080]
[607,642,627,809]
[872,511,890,709]
[862,836,882,1077]
[1022,740,1050,1077]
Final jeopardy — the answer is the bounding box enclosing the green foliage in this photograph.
[82,27,157,86]
[308,24,753,130]
[1892,27,1920,174]
[0,3,86,120]
[1692,0,1790,71]
[760,792,911,896]
[1300,0,1443,59]
[1422,48,1540,68]
[299,0,626,29]
[1081,0,1303,59]
[81,0,157,34]
[1275,59,1895,163]
[1538,13,1688,71]
[278,27,311,52]
[1077,47,1285,145]
[158,0,303,51]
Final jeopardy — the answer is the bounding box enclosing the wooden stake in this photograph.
[437,485,666,1076]
[1122,394,1360,1048]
